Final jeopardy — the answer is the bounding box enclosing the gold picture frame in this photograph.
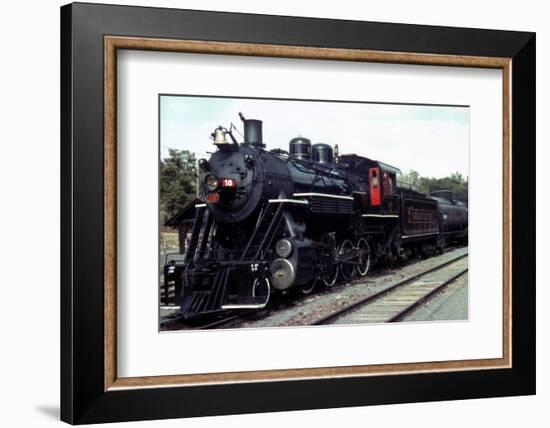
[104,36,511,391]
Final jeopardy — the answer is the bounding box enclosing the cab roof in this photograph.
[339,154,401,175]
[377,161,401,175]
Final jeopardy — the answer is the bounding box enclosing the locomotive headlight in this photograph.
[198,158,209,171]
[275,238,293,258]
[206,174,219,191]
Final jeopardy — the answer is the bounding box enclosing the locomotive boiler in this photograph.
[163,113,468,318]
[198,116,352,224]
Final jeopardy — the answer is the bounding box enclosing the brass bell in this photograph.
[213,126,228,145]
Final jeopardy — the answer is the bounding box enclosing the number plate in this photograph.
[221,178,237,188]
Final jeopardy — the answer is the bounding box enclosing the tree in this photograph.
[400,169,468,195]
[400,170,421,188]
[160,149,197,223]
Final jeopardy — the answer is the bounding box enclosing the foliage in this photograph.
[400,170,468,195]
[160,149,197,223]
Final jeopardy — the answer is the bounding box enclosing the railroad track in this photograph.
[160,247,468,330]
[160,311,252,330]
[161,288,310,329]
[313,253,468,325]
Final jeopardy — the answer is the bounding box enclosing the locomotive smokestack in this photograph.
[239,112,264,148]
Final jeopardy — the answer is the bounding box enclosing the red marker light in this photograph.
[220,178,237,188]
[207,192,220,203]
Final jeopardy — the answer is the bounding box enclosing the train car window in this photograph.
[369,167,381,206]
[382,172,389,196]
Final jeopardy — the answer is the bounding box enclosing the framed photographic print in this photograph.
[60,2,535,424]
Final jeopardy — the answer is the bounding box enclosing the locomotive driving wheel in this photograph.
[320,234,338,287]
[355,236,371,277]
[338,239,355,281]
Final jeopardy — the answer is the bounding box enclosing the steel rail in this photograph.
[197,312,251,330]
[388,268,468,322]
[313,252,468,325]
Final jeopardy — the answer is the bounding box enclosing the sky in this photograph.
[160,95,469,178]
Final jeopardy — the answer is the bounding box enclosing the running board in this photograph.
[221,303,266,310]
[221,296,269,310]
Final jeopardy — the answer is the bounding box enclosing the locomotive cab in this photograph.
[338,155,400,217]
[372,162,399,216]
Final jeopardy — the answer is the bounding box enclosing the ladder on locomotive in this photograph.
[179,202,284,316]
[181,205,228,315]
[180,265,231,316]
[184,202,284,263]
[240,202,284,261]
[183,205,214,264]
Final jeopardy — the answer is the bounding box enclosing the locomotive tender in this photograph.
[164,113,468,318]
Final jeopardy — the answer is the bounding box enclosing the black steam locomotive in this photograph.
[164,114,468,318]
